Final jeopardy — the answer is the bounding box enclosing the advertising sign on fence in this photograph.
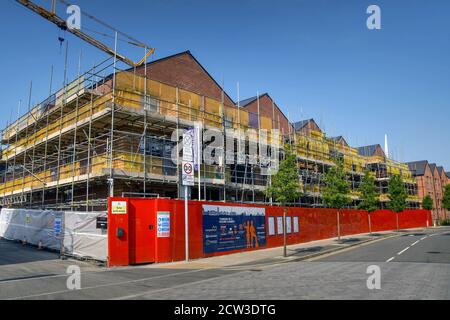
[202,205,266,254]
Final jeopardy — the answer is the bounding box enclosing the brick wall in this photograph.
[242,95,292,135]
[135,51,235,106]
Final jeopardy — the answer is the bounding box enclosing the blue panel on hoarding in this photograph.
[202,205,266,254]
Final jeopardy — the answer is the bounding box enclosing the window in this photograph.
[249,113,259,129]
[143,96,159,113]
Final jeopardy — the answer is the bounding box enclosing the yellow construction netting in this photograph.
[295,134,330,162]
[1,70,419,197]
[3,94,111,159]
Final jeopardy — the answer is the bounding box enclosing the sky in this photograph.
[1,0,449,169]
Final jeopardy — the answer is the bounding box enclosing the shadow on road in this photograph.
[292,246,324,254]
[335,238,361,244]
[401,233,426,237]
[0,239,58,266]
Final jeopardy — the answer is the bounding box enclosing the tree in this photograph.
[266,144,302,206]
[322,159,351,240]
[443,185,450,211]
[322,159,352,210]
[387,174,408,231]
[265,144,302,257]
[422,194,434,211]
[387,175,408,213]
[358,170,379,213]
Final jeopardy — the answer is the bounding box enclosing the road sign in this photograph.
[183,130,194,162]
[193,123,202,169]
[182,161,195,186]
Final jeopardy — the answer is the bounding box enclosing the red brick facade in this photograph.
[134,52,293,137]
[296,119,322,136]
[240,94,293,135]
[135,51,235,106]
[410,161,449,223]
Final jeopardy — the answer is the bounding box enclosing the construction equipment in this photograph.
[15,0,155,67]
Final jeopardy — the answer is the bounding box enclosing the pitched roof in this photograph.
[447,172,450,179]
[429,163,437,174]
[131,50,236,105]
[238,93,268,107]
[437,166,445,176]
[293,119,322,132]
[294,119,310,131]
[329,136,349,147]
[238,93,293,132]
[407,160,428,176]
[357,144,384,157]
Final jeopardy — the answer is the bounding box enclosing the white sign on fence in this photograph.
[157,212,170,238]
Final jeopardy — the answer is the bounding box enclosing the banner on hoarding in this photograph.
[202,205,266,254]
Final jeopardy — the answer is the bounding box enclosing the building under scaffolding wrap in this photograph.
[0,51,421,211]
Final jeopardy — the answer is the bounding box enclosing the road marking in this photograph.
[386,257,395,263]
[421,236,427,241]
[411,240,420,247]
[0,260,176,285]
[6,268,209,300]
[112,269,252,300]
[397,247,410,255]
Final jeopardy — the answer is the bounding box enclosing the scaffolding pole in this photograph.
[20,82,33,205]
[71,50,82,208]
[109,32,118,198]
[55,41,69,207]
[85,63,95,211]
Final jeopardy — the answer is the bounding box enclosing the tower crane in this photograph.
[15,0,155,67]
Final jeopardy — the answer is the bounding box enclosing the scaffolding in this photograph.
[0,56,421,211]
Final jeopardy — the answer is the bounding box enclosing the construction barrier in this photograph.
[0,208,107,261]
[107,198,432,267]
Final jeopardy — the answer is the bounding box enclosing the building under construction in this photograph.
[0,51,421,211]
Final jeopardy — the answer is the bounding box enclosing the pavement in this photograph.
[0,227,449,300]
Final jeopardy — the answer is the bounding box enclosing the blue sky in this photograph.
[1,0,449,168]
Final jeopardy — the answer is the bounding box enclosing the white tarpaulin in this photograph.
[0,208,107,261]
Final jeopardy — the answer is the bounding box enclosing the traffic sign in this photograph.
[182,161,195,186]
[183,130,194,162]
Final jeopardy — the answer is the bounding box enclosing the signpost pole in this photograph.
[182,128,194,262]
[185,186,189,262]
[283,208,287,258]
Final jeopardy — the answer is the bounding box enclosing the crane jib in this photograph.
[15,0,154,67]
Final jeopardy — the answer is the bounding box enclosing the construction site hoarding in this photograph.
[107,197,432,267]
[0,208,107,261]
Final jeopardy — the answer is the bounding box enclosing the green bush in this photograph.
[440,219,450,226]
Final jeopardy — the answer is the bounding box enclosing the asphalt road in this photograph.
[1,227,449,300]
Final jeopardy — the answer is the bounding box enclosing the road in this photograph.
[1,227,450,300]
